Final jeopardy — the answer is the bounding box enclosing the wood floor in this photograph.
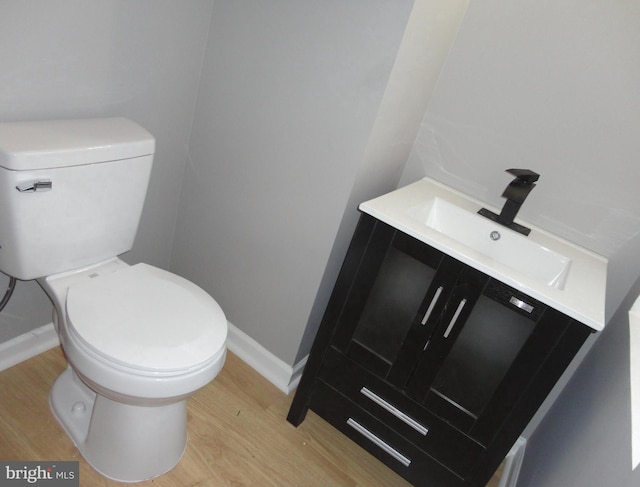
[0,347,502,486]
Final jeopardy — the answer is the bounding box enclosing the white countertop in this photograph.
[359,177,607,331]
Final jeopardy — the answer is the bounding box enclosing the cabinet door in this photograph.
[331,219,463,380]
[406,267,573,443]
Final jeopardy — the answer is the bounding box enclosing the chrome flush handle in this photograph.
[16,180,52,193]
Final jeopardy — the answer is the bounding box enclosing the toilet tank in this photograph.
[0,117,155,280]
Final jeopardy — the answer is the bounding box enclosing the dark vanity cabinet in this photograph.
[287,214,593,486]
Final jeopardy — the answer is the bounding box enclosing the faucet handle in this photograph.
[506,168,539,184]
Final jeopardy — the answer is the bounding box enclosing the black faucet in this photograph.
[478,168,540,236]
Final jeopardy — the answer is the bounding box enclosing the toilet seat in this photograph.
[65,263,227,374]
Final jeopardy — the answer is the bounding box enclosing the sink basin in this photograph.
[406,197,571,289]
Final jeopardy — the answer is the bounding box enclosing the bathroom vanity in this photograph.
[287,178,606,487]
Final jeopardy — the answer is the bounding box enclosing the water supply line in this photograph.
[0,275,17,312]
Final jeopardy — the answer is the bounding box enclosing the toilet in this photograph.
[0,117,227,482]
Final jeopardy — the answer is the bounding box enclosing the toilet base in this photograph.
[50,367,187,482]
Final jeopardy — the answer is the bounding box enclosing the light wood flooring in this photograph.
[0,347,502,486]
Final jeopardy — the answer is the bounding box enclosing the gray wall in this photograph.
[170,0,415,365]
[517,273,640,487]
[0,0,213,342]
[397,0,640,483]
[0,0,464,369]
[400,0,640,315]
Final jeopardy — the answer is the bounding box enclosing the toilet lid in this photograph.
[66,263,227,373]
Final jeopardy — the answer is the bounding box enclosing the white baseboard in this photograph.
[0,321,307,396]
[0,323,59,372]
[498,437,527,487]
[226,321,307,394]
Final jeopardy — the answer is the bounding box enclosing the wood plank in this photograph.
[0,347,502,486]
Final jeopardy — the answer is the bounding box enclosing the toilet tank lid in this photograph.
[0,117,155,171]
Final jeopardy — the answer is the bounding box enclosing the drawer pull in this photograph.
[346,418,412,467]
[360,387,429,436]
[421,286,443,325]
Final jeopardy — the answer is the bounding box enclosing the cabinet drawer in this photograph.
[319,347,483,477]
[309,381,463,487]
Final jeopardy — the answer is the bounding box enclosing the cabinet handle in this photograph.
[443,298,467,338]
[346,418,412,467]
[509,296,534,313]
[360,387,429,436]
[421,286,443,325]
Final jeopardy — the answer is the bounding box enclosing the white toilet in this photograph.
[0,117,228,482]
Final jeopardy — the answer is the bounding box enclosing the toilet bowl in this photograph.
[40,258,227,482]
